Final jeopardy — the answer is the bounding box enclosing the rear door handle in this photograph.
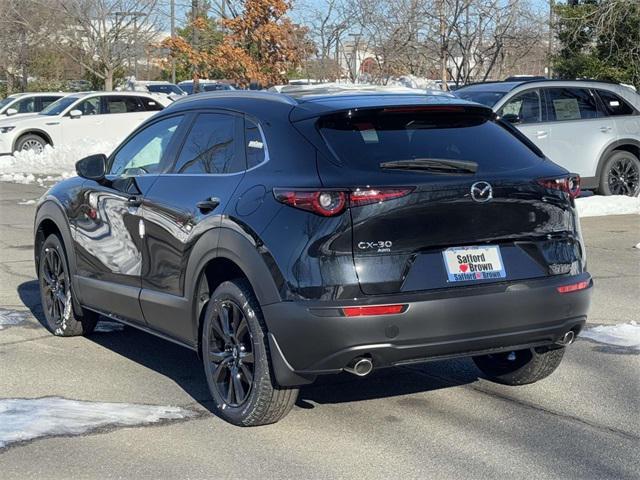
[535,130,548,139]
[600,126,613,133]
[127,195,143,207]
[196,197,221,213]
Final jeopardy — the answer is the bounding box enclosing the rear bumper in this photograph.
[262,274,592,386]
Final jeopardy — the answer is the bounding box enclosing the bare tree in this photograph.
[6,0,164,90]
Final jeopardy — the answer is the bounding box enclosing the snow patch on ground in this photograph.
[94,320,125,333]
[575,195,640,217]
[0,397,197,449]
[17,199,36,205]
[0,140,116,185]
[580,321,640,351]
[0,308,31,330]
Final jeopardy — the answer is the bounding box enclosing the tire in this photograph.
[15,133,48,154]
[38,234,98,336]
[202,279,298,426]
[598,150,640,196]
[473,347,565,386]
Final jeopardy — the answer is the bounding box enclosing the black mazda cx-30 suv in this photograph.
[34,90,592,426]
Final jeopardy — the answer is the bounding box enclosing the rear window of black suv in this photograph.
[318,107,544,173]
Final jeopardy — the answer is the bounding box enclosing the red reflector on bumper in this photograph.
[557,281,589,294]
[342,304,406,317]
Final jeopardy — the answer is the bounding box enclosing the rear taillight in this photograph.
[342,304,407,317]
[537,175,581,199]
[350,188,413,206]
[557,280,590,294]
[274,188,412,216]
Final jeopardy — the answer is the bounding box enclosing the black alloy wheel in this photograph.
[40,245,70,328]
[206,300,255,407]
[607,155,640,196]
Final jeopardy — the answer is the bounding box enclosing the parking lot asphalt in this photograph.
[0,181,638,479]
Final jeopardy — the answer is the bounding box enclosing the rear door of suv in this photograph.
[541,87,616,178]
[139,110,246,342]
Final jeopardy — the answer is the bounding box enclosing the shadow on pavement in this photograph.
[17,279,479,414]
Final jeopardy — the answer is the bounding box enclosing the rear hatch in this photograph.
[313,104,583,295]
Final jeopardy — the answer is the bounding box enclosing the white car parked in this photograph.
[456,79,640,196]
[0,92,67,118]
[0,91,171,155]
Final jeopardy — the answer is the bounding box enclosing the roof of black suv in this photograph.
[164,90,490,121]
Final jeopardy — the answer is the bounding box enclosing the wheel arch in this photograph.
[13,129,54,151]
[594,138,640,187]
[34,200,83,313]
[184,227,284,351]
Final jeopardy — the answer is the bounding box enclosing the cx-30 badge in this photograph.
[470,181,493,203]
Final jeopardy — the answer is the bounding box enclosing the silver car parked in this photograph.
[456,80,640,196]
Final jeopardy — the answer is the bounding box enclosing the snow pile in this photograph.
[576,195,640,217]
[0,397,197,449]
[0,308,31,330]
[580,321,640,351]
[0,139,116,185]
[17,199,36,205]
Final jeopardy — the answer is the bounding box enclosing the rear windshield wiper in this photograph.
[379,158,478,174]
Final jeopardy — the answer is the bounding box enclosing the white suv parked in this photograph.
[456,80,640,196]
[0,91,171,155]
[0,92,67,118]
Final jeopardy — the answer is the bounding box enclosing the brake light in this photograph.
[557,281,589,294]
[350,188,413,206]
[537,175,581,199]
[382,106,466,113]
[342,304,406,317]
[273,190,347,216]
[274,188,412,216]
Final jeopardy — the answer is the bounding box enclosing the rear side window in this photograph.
[105,96,145,114]
[596,90,635,116]
[174,113,244,174]
[545,88,603,121]
[318,108,543,173]
[245,119,266,169]
[39,96,62,110]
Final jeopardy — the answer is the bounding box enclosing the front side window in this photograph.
[109,115,183,176]
[75,97,103,116]
[105,96,145,114]
[139,96,164,111]
[245,119,267,169]
[597,90,635,116]
[545,88,603,121]
[499,90,542,124]
[174,113,244,174]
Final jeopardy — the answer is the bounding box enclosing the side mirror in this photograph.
[501,113,521,124]
[69,109,83,119]
[76,154,107,182]
[5,108,18,116]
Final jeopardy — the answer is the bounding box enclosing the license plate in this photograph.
[443,246,506,282]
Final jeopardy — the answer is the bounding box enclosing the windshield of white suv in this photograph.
[40,96,80,115]
[455,91,506,107]
[0,97,16,111]
[147,84,184,95]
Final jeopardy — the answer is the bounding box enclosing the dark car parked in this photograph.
[34,91,592,426]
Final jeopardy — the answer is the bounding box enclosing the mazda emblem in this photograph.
[470,181,493,203]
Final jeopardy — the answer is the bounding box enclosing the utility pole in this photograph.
[192,0,200,92]
[547,0,555,78]
[171,0,176,83]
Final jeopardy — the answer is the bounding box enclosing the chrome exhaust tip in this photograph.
[344,357,373,377]
[556,330,576,346]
